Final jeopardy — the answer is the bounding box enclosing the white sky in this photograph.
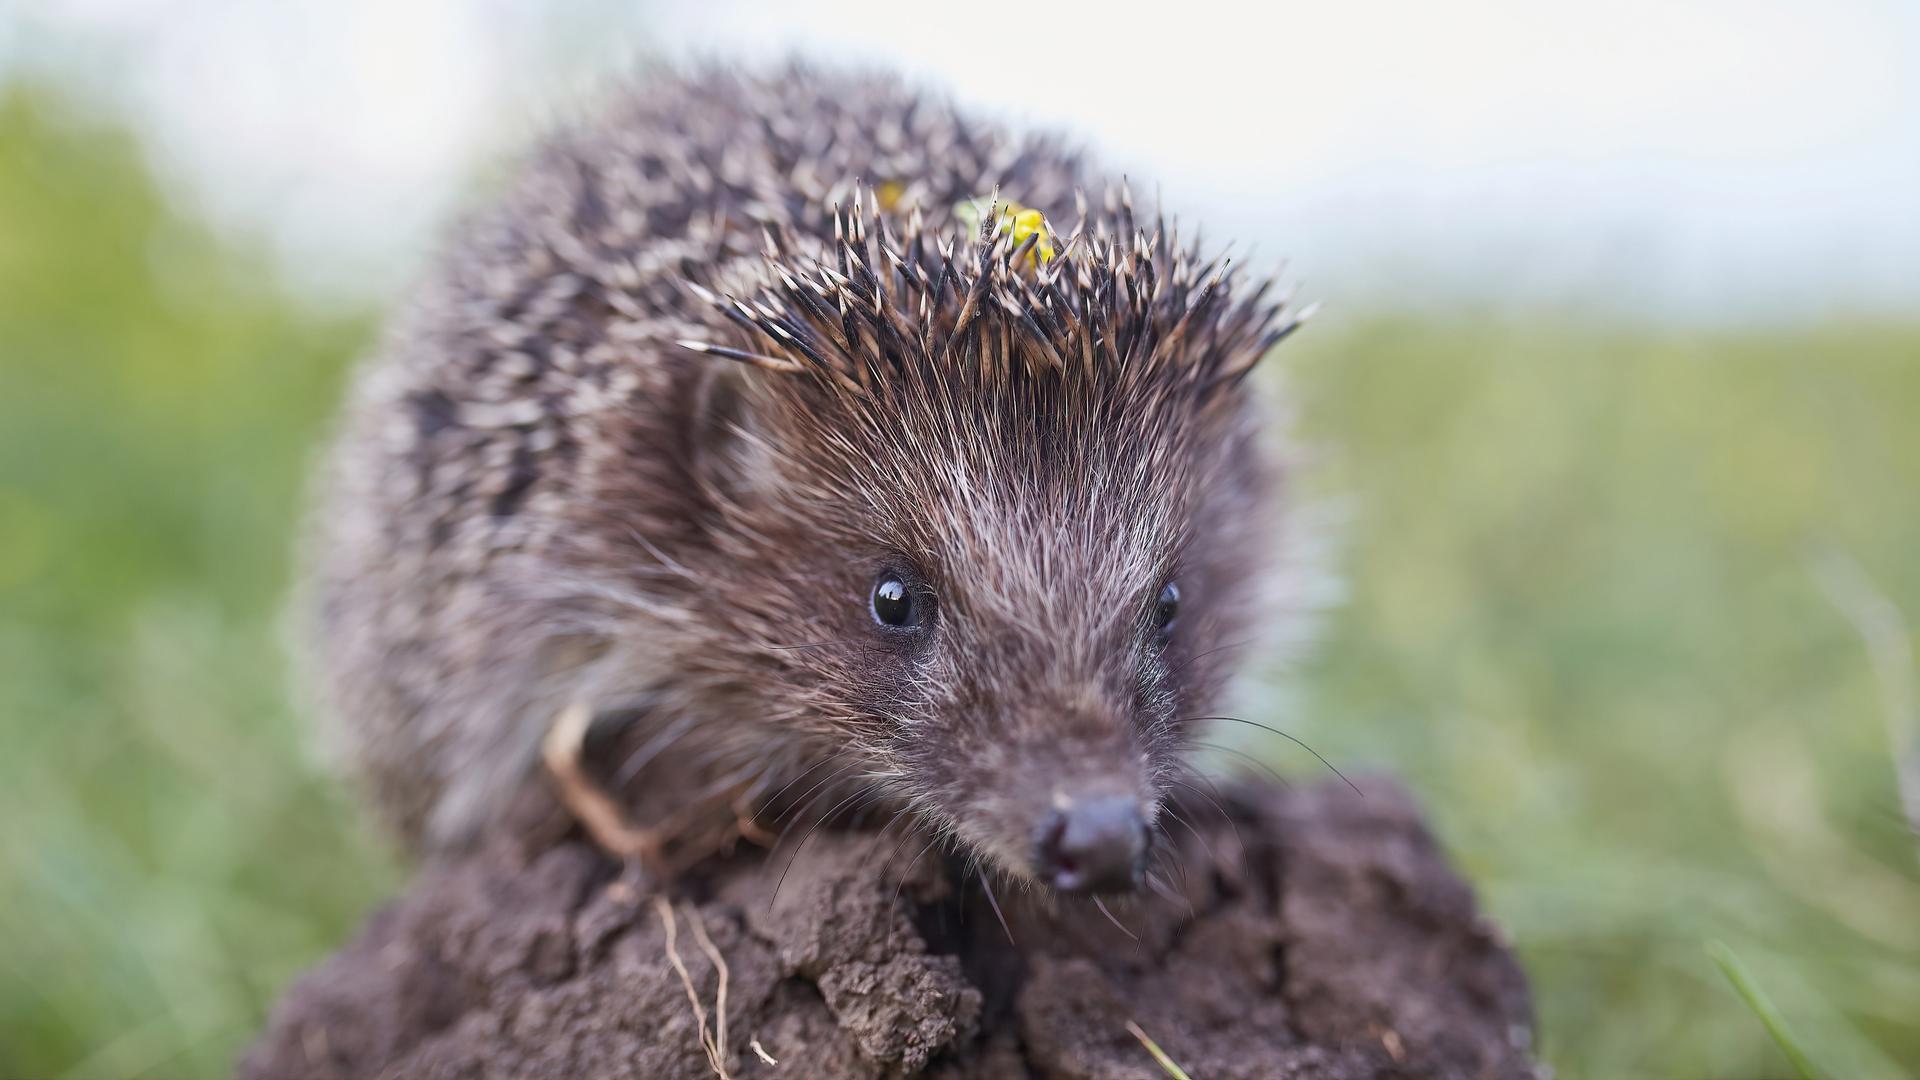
[9,0,1919,319]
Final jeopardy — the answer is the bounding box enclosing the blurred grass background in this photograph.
[1,78,1917,1079]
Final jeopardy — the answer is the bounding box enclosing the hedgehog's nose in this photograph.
[1034,795,1149,894]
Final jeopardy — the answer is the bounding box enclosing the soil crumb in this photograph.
[240,777,1539,1079]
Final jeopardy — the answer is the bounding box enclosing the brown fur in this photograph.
[304,64,1315,887]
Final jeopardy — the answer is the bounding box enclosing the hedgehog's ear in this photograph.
[687,361,777,508]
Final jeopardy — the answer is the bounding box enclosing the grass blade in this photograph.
[1125,1020,1194,1080]
[1705,939,1824,1080]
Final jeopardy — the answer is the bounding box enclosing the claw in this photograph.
[543,701,665,867]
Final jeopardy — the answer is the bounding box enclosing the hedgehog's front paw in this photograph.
[542,700,669,872]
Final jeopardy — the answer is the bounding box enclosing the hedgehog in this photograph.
[305,64,1318,897]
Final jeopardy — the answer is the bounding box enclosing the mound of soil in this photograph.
[240,777,1539,1079]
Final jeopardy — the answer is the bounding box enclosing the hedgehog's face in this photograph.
[682,209,1296,894]
[703,361,1271,895]
[843,477,1239,895]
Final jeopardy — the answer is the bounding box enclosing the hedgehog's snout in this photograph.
[1032,792,1150,894]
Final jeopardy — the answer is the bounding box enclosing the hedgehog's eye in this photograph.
[1153,581,1181,637]
[871,574,916,628]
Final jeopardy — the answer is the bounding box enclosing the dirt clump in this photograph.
[240,777,1539,1079]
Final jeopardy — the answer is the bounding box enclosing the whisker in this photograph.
[978,869,1016,945]
[770,760,863,845]
[1150,829,1199,904]
[893,834,946,907]
[1181,715,1364,798]
[1092,896,1137,941]
[875,813,926,881]
[756,752,851,816]
[770,786,876,911]
[1194,741,1293,790]
[761,767,867,891]
[886,832,948,952]
[1167,637,1255,679]
[1145,865,1195,920]
[852,786,908,830]
[1161,805,1218,870]
[1167,774,1246,859]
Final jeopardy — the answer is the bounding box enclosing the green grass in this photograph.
[1269,309,1920,1077]
[0,88,398,1078]
[2,81,1917,1077]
